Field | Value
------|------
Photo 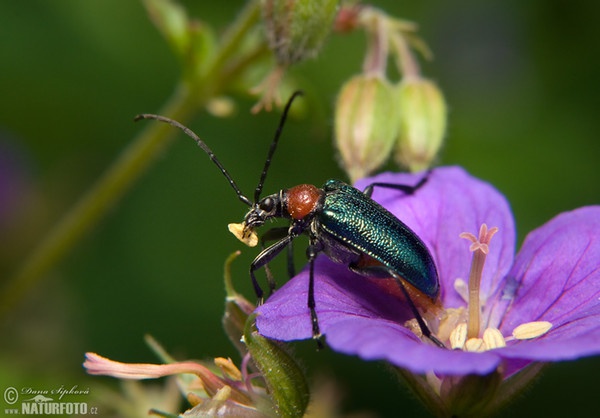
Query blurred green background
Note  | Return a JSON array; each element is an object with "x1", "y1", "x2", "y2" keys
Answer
[{"x1": 1, "y1": 0, "x2": 599, "y2": 416}]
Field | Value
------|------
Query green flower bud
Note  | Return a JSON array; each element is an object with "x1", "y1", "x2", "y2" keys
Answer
[
  {"x1": 394, "y1": 77, "x2": 447, "y2": 172},
  {"x1": 335, "y1": 74, "x2": 398, "y2": 182},
  {"x1": 261, "y1": 0, "x2": 339, "y2": 66}
]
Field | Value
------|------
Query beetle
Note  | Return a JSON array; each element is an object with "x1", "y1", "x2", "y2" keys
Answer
[{"x1": 135, "y1": 91, "x2": 444, "y2": 348}]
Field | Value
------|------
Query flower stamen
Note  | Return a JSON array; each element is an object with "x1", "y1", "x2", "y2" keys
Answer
[
  {"x1": 449, "y1": 322, "x2": 467, "y2": 349},
  {"x1": 446, "y1": 320, "x2": 552, "y2": 354},
  {"x1": 482, "y1": 327, "x2": 506, "y2": 349},
  {"x1": 215, "y1": 357, "x2": 242, "y2": 381},
  {"x1": 509, "y1": 321, "x2": 552, "y2": 340},
  {"x1": 448, "y1": 326, "x2": 508, "y2": 352},
  {"x1": 460, "y1": 224, "x2": 499, "y2": 339},
  {"x1": 464, "y1": 337, "x2": 485, "y2": 352},
  {"x1": 443, "y1": 225, "x2": 554, "y2": 354}
]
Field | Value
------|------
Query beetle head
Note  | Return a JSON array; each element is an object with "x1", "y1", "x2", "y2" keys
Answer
[
  {"x1": 245, "y1": 192, "x2": 285, "y2": 229},
  {"x1": 228, "y1": 192, "x2": 285, "y2": 247}
]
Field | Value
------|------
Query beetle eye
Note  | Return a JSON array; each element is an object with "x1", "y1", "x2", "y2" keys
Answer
[{"x1": 260, "y1": 197, "x2": 275, "y2": 212}]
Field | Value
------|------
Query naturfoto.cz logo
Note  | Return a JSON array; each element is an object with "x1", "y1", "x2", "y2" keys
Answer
[{"x1": 3, "y1": 385, "x2": 98, "y2": 415}]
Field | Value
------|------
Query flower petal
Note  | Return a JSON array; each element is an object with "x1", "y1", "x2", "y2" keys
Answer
[
  {"x1": 495, "y1": 206, "x2": 600, "y2": 360},
  {"x1": 256, "y1": 257, "x2": 415, "y2": 341},
  {"x1": 324, "y1": 316, "x2": 503, "y2": 375},
  {"x1": 256, "y1": 258, "x2": 503, "y2": 375}
]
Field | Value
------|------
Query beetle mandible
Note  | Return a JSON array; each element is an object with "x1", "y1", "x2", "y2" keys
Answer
[{"x1": 135, "y1": 91, "x2": 444, "y2": 348}]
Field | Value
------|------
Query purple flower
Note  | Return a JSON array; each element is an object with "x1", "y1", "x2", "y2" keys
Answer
[{"x1": 255, "y1": 166, "x2": 600, "y2": 378}]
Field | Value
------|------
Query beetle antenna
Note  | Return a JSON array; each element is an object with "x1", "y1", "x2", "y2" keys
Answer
[
  {"x1": 134, "y1": 114, "x2": 253, "y2": 207},
  {"x1": 254, "y1": 90, "x2": 304, "y2": 203}
]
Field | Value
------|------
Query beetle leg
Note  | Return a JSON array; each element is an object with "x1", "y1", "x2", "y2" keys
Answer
[
  {"x1": 250, "y1": 234, "x2": 295, "y2": 302},
  {"x1": 262, "y1": 227, "x2": 296, "y2": 279},
  {"x1": 363, "y1": 169, "x2": 431, "y2": 198},
  {"x1": 390, "y1": 272, "x2": 445, "y2": 348},
  {"x1": 259, "y1": 227, "x2": 296, "y2": 291},
  {"x1": 349, "y1": 262, "x2": 445, "y2": 348},
  {"x1": 306, "y1": 240, "x2": 325, "y2": 349},
  {"x1": 259, "y1": 226, "x2": 290, "y2": 242},
  {"x1": 286, "y1": 239, "x2": 295, "y2": 278}
]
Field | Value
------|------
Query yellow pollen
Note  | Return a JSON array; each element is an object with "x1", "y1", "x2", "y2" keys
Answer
[
  {"x1": 404, "y1": 318, "x2": 424, "y2": 339},
  {"x1": 228, "y1": 223, "x2": 258, "y2": 247},
  {"x1": 436, "y1": 307, "x2": 467, "y2": 343}
]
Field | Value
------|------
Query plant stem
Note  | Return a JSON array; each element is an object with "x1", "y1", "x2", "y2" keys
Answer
[
  {"x1": 203, "y1": 0, "x2": 261, "y2": 85},
  {"x1": 0, "y1": 84, "x2": 197, "y2": 317}
]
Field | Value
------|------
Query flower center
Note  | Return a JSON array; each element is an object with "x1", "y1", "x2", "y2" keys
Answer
[{"x1": 426, "y1": 224, "x2": 552, "y2": 352}]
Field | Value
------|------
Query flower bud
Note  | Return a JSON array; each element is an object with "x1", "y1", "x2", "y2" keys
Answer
[
  {"x1": 394, "y1": 77, "x2": 447, "y2": 172},
  {"x1": 335, "y1": 74, "x2": 398, "y2": 182},
  {"x1": 261, "y1": 0, "x2": 339, "y2": 66}
]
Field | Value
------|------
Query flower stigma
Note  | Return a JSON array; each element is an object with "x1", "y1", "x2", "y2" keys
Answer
[{"x1": 460, "y1": 223, "x2": 499, "y2": 339}]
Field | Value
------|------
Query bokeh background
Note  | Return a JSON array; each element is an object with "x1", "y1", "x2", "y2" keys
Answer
[{"x1": 1, "y1": 1, "x2": 599, "y2": 416}]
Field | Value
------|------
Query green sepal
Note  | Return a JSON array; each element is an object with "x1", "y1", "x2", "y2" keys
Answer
[
  {"x1": 244, "y1": 315, "x2": 310, "y2": 418},
  {"x1": 440, "y1": 369, "x2": 503, "y2": 417},
  {"x1": 488, "y1": 362, "x2": 547, "y2": 414},
  {"x1": 393, "y1": 367, "x2": 447, "y2": 417},
  {"x1": 222, "y1": 251, "x2": 256, "y2": 356},
  {"x1": 394, "y1": 77, "x2": 447, "y2": 172},
  {"x1": 335, "y1": 74, "x2": 398, "y2": 182}
]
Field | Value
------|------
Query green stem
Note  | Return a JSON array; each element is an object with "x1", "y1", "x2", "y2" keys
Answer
[
  {"x1": 1, "y1": 83, "x2": 197, "y2": 317},
  {"x1": 202, "y1": 0, "x2": 261, "y2": 87},
  {"x1": 391, "y1": 30, "x2": 421, "y2": 80},
  {"x1": 362, "y1": 10, "x2": 389, "y2": 77}
]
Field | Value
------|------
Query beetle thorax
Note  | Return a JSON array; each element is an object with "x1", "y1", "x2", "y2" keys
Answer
[{"x1": 285, "y1": 184, "x2": 324, "y2": 220}]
